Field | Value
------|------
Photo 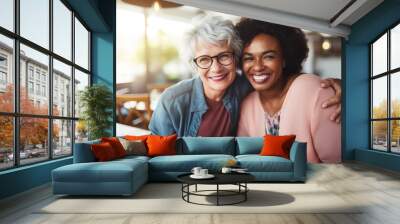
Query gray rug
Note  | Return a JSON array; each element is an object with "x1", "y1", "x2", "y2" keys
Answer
[{"x1": 38, "y1": 183, "x2": 361, "y2": 214}]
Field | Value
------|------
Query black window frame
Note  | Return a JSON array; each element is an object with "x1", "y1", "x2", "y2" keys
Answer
[
  {"x1": 0, "y1": 0, "x2": 92, "y2": 171},
  {"x1": 370, "y1": 20, "x2": 400, "y2": 154}
]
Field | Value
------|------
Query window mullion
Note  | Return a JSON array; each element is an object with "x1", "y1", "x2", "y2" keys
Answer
[
  {"x1": 388, "y1": 30, "x2": 391, "y2": 152},
  {"x1": 49, "y1": 0, "x2": 54, "y2": 160},
  {"x1": 13, "y1": 0, "x2": 20, "y2": 167},
  {"x1": 71, "y1": 11, "x2": 76, "y2": 155}
]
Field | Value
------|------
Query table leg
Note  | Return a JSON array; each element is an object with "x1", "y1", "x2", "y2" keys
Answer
[
  {"x1": 217, "y1": 184, "x2": 219, "y2": 206},
  {"x1": 195, "y1": 184, "x2": 197, "y2": 192},
  {"x1": 245, "y1": 183, "x2": 247, "y2": 201}
]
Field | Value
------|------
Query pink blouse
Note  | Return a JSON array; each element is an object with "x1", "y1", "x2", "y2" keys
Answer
[{"x1": 237, "y1": 74, "x2": 341, "y2": 163}]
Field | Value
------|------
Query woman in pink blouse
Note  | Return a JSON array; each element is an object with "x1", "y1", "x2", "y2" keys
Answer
[{"x1": 236, "y1": 19, "x2": 341, "y2": 163}]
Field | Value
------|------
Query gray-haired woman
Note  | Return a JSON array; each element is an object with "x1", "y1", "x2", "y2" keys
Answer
[{"x1": 149, "y1": 16, "x2": 341, "y2": 137}]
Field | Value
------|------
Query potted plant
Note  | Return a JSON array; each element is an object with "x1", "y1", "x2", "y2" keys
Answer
[{"x1": 79, "y1": 84, "x2": 113, "y2": 140}]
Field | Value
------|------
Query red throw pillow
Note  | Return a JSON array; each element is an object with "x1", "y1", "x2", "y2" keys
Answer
[
  {"x1": 146, "y1": 134, "x2": 177, "y2": 157},
  {"x1": 91, "y1": 142, "x2": 117, "y2": 161},
  {"x1": 101, "y1": 137, "x2": 126, "y2": 158},
  {"x1": 260, "y1": 134, "x2": 296, "y2": 159}
]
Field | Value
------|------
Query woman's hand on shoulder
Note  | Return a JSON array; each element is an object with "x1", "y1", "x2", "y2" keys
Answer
[{"x1": 320, "y1": 78, "x2": 341, "y2": 123}]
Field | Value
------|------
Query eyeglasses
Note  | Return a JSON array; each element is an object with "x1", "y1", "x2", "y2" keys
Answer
[{"x1": 193, "y1": 52, "x2": 234, "y2": 69}]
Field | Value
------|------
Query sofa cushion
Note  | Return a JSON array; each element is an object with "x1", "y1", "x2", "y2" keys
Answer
[
  {"x1": 236, "y1": 155, "x2": 293, "y2": 172},
  {"x1": 178, "y1": 137, "x2": 235, "y2": 155},
  {"x1": 91, "y1": 142, "x2": 118, "y2": 161},
  {"x1": 236, "y1": 137, "x2": 263, "y2": 155},
  {"x1": 148, "y1": 154, "x2": 235, "y2": 172},
  {"x1": 52, "y1": 158, "x2": 147, "y2": 183}
]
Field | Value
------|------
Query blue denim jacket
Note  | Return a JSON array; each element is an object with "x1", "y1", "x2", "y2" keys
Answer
[{"x1": 149, "y1": 75, "x2": 251, "y2": 137}]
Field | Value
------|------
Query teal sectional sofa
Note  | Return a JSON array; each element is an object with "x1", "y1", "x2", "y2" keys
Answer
[{"x1": 52, "y1": 137, "x2": 307, "y2": 196}]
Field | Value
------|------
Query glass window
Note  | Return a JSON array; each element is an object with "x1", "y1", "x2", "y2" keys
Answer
[
  {"x1": 0, "y1": 34, "x2": 13, "y2": 113},
  {"x1": 42, "y1": 85, "x2": 46, "y2": 96},
  {"x1": 372, "y1": 77, "x2": 387, "y2": 119},
  {"x1": 20, "y1": 44, "x2": 49, "y2": 115},
  {"x1": 0, "y1": 0, "x2": 91, "y2": 170},
  {"x1": 391, "y1": 72, "x2": 400, "y2": 118},
  {"x1": 372, "y1": 121, "x2": 388, "y2": 151},
  {"x1": 0, "y1": 0, "x2": 14, "y2": 32},
  {"x1": 53, "y1": 59, "x2": 72, "y2": 117},
  {"x1": 28, "y1": 81, "x2": 34, "y2": 94},
  {"x1": 0, "y1": 116, "x2": 13, "y2": 170},
  {"x1": 36, "y1": 83, "x2": 40, "y2": 95},
  {"x1": 53, "y1": 0, "x2": 72, "y2": 60},
  {"x1": 53, "y1": 119, "x2": 72, "y2": 158},
  {"x1": 28, "y1": 67, "x2": 34, "y2": 80},
  {"x1": 391, "y1": 120, "x2": 400, "y2": 153},
  {"x1": 75, "y1": 120, "x2": 88, "y2": 143},
  {"x1": 0, "y1": 54, "x2": 7, "y2": 67},
  {"x1": 372, "y1": 34, "x2": 387, "y2": 76},
  {"x1": 371, "y1": 24, "x2": 400, "y2": 154},
  {"x1": 74, "y1": 18, "x2": 89, "y2": 70},
  {"x1": 20, "y1": 0, "x2": 49, "y2": 49},
  {"x1": 74, "y1": 69, "x2": 89, "y2": 118},
  {"x1": 391, "y1": 24, "x2": 400, "y2": 70},
  {"x1": 19, "y1": 117, "x2": 49, "y2": 165}
]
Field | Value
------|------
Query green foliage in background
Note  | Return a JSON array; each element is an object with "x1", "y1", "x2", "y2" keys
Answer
[{"x1": 79, "y1": 84, "x2": 113, "y2": 140}]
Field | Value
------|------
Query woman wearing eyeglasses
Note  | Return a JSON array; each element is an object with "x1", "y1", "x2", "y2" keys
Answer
[{"x1": 149, "y1": 16, "x2": 341, "y2": 138}]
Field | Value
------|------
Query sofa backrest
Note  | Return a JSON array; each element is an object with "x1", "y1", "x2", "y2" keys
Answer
[
  {"x1": 235, "y1": 137, "x2": 263, "y2": 155},
  {"x1": 73, "y1": 139, "x2": 100, "y2": 163},
  {"x1": 177, "y1": 137, "x2": 236, "y2": 155}
]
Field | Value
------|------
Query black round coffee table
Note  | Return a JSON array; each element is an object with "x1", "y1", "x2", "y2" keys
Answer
[{"x1": 177, "y1": 173, "x2": 255, "y2": 206}]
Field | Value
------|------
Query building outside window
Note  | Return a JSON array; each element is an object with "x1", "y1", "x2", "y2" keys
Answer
[{"x1": 371, "y1": 23, "x2": 400, "y2": 154}]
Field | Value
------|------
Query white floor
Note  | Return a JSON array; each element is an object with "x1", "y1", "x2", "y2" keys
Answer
[{"x1": 1, "y1": 162, "x2": 400, "y2": 224}]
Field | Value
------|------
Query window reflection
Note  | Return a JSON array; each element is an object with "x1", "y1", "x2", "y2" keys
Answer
[
  {"x1": 372, "y1": 77, "x2": 387, "y2": 119},
  {"x1": 53, "y1": 0, "x2": 72, "y2": 60},
  {"x1": 0, "y1": 116, "x2": 13, "y2": 170},
  {"x1": 74, "y1": 18, "x2": 89, "y2": 70},
  {"x1": 0, "y1": 0, "x2": 14, "y2": 32},
  {"x1": 20, "y1": 0, "x2": 49, "y2": 49},
  {"x1": 74, "y1": 69, "x2": 89, "y2": 118},
  {"x1": 20, "y1": 44, "x2": 49, "y2": 115},
  {"x1": 391, "y1": 24, "x2": 400, "y2": 70},
  {"x1": 0, "y1": 34, "x2": 13, "y2": 113},
  {"x1": 372, "y1": 121, "x2": 388, "y2": 151},
  {"x1": 53, "y1": 119, "x2": 72, "y2": 158},
  {"x1": 372, "y1": 34, "x2": 387, "y2": 76},
  {"x1": 20, "y1": 117, "x2": 49, "y2": 165}
]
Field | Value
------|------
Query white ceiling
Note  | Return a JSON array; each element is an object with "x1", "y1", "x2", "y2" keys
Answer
[
  {"x1": 226, "y1": 0, "x2": 352, "y2": 23},
  {"x1": 165, "y1": 0, "x2": 384, "y2": 38}
]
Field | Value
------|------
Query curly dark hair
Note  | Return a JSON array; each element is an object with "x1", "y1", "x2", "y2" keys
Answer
[{"x1": 235, "y1": 18, "x2": 309, "y2": 77}]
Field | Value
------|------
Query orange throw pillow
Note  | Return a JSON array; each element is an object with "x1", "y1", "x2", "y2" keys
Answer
[
  {"x1": 101, "y1": 137, "x2": 126, "y2": 158},
  {"x1": 124, "y1": 135, "x2": 150, "y2": 141},
  {"x1": 146, "y1": 134, "x2": 177, "y2": 157},
  {"x1": 91, "y1": 142, "x2": 117, "y2": 161},
  {"x1": 260, "y1": 134, "x2": 296, "y2": 159}
]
